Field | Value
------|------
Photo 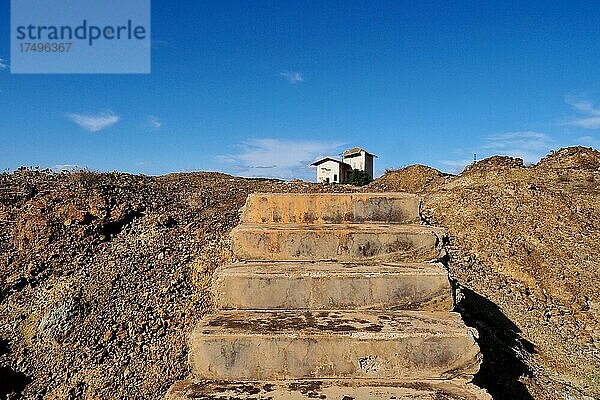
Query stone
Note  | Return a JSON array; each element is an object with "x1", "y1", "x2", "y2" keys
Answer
[
  {"x1": 167, "y1": 193, "x2": 485, "y2": 399},
  {"x1": 189, "y1": 310, "x2": 481, "y2": 381},
  {"x1": 241, "y1": 193, "x2": 421, "y2": 225},
  {"x1": 213, "y1": 262, "x2": 453, "y2": 311},
  {"x1": 231, "y1": 223, "x2": 444, "y2": 262},
  {"x1": 166, "y1": 379, "x2": 491, "y2": 400}
]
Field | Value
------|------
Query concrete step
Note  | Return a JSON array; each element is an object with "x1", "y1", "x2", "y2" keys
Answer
[
  {"x1": 213, "y1": 262, "x2": 452, "y2": 311},
  {"x1": 241, "y1": 193, "x2": 421, "y2": 225},
  {"x1": 189, "y1": 310, "x2": 481, "y2": 382},
  {"x1": 231, "y1": 224, "x2": 445, "y2": 262},
  {"x1": 167, "y1": 379, "x2": 491, "y2": 400}
]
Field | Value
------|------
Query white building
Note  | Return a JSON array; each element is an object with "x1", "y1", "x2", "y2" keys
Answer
[
  {"x1": 310, "y1": 157, "x2": 350, "y2": 184},
  {"x1": 311, "y1": 147, "x2": 377, "y2": 183},
  {"x1": 342, "y1": 147, "x2": 377, "y2": 180}
]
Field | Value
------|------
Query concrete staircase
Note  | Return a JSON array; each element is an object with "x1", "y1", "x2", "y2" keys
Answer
[{"x1": 167, "y1": 193, "x2": 490, "y2": 400}]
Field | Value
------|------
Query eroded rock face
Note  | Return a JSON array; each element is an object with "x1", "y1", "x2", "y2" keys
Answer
[
  {"x1": 537, "y1": 146, "x2": 600, "y2": 171},
  {"x1": 368, "y1": 164, "x2": 449, "y2": 194},
  {"x1": 462, "y1": 156, "x2": 525, "y2": 174}
]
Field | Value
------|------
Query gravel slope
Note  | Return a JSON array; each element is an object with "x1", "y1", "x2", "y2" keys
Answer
[
  {"x1": 0, "y1": 171, "x2": 354, "y2": 400},
  {"x1": 370, "y1": 147, "x2": 600, "y2": 400}
]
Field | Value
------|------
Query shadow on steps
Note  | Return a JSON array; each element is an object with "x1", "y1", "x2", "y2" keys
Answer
[{"x1": 456, "y1": 287, "x2": 535, "y2": 400}]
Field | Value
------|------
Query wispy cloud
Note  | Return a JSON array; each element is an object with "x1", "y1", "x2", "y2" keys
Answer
[
  {"x1": 481, "y1": 131, "x2": 554, "y2": 163},
  {"x1": 577, "y1": 135, "x2": 600, "y2": 148},
  {"x1": 216, "y1": 138, "x2": 345, "y2": 180},
  {"x1": 562, "y1": 95, "x2": 600, "y2": 129},
  {"x1": 438, "y1": 131, "x2": 554, "y2": 173},
  {"x1": 67, "y1": 111, "x2": 120, "y2": 132},
  {"x1": 148, "y1": 115, "x2": 162, "y2": 129},
  {"x1": 0, "y1": 58, "x2": 8, "y2": 70},
  {"x1": 437, "y1": 158, "x2": 474, "y2": 173},
  {"x1": 50, "y1": 164, "x2": 84, "y2": 172},
  {"x1": 280, "y1": 71, "x2": 304, "y2": 84}
]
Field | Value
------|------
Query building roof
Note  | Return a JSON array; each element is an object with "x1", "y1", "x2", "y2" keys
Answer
[
  {"x1": 311, "y1": 157, "x2": 350, "y2": 166},
  {"x1": 342, "y1": 147, "x2": 378, "y2": 158}
]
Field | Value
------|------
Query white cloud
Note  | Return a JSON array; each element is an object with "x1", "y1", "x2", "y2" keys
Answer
[
  {"x1": 0, "y1": 58, "x2": 8, "y2": 70},
  {"x1": 481, "y1": 131, "x2": 554, "y2": 163},
  {"x1": 280, "y1": 71, "x2": 304, "y2": 84},
  {"x1": 564, "y1": 95, "x2": 600, "y2": 115},
  {"x1": 578, "y1": 135, "x2": 600, "y2": 148},
  {"x1": 437, "y1": 158, "x2": 475, "y2": 174},
  {"x1": 438, "y1": 131, "x2": 554, "y2": 173},
  {"x1": 562, "y1": 95, "x2": 600, "y2": 129},
  {"x1": 148, "y1": 115, "x2": 162, "y2": 129},
  {"x1": 216, "y1": 138, "x2": 345, "y2": 180},
  {"x1": 50, "y1": 164, "x2": 84, "y2": 172},
  {"x1": 67, "y1": 111, "x2": 120, "y2": 132}
]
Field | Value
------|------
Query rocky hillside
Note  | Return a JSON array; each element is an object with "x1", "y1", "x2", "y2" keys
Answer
[
  {"x1": 0, "y1": 172, "x2": 354, "y2": 400},
  {"x1": 1, "y1": 146, "x2": 599, "y2": 400},
  {"x1": 371, "y1": 146, "x2": 600, "y2": 400}
]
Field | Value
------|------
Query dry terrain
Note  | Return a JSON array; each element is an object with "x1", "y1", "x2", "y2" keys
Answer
[
  {"x1": 371, "y1": 147, "x2": 600, "y2": 400},
  {"x1": 1, "y1": 146, "x2": 599, "y2": 399}
]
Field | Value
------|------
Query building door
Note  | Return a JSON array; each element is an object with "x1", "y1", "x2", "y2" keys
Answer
[{"x1": 334, "y1": 174, "x2": 338, "y2": 182}]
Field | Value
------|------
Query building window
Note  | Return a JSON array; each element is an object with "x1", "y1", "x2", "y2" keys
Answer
[{"x1": 334, "y1": 174, "x2": 338, "y2": 182}]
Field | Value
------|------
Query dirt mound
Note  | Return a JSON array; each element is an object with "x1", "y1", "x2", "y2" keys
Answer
[
  {"x1": 0, "y1": 171, "x2": 355, "y2": 400},
  {"x1": 375, "y1": 147, "x2": 600, "y2": 399},
  {"x1": 537, "y1": 146, "x2": 600, "y2": 171},
  {"x1": 463, "y1": 155, "x2": 525, "y2": 174},
  {"x1": 367, "y1": 164, "x2": 449, "y2": 193}
]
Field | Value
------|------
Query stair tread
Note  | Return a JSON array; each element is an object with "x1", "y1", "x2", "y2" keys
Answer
[
  {"x1": 167, "y1": 379, "x2": 491, "y2": 400},
  {"x1": 218, "y1": 261, "x2": 448, "y2": 276},
  {"x1": 194, "y1": 310, "x2": 472, "y2": 338},
  {"x1": 249, "y1": 192, "x2": 420, "y2": 198},
  {"x1": 233, "y1": 223, "x2": 444, "y2": 233}
]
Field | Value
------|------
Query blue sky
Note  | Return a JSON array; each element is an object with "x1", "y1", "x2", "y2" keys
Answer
[{"x1": 1, "y1": 1, "x2": 600, "y2": 179}]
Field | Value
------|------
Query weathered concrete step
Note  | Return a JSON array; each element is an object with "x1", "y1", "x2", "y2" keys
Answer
[
  {"x1": 214, "y1": 262, "x2": 452, "y2": 311},
  {"x1": 167, "y1": 379, "x2": 491, "y2": 400},
  {"x1": 241, "y1": 193, "x2": 421, "y2": 224},
  {"x1": 190, "y1": 310, "x2": 481, "y2": 381},
  {"x1": 231, "y1": 224, "x2": 444, "y2": 262}
]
